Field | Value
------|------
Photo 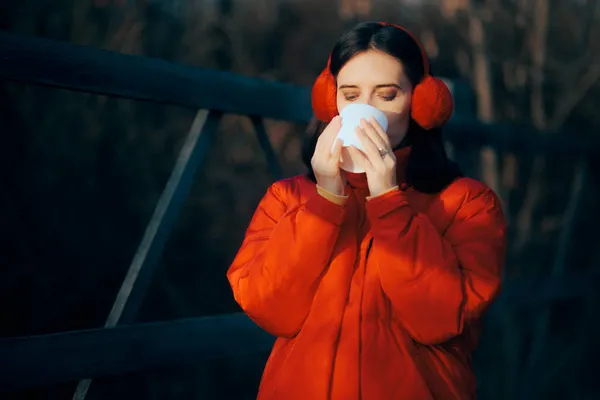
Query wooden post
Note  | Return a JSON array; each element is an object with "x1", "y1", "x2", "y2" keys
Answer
[
  {"x1": 250, "y1": 116, "x2": 284, "y2": 180},
  {"x1": 71, "y1": 109, "x2": 223, "y2": 400}
]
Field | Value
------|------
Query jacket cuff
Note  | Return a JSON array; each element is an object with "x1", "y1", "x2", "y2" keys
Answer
[
  {"x1": 316, "y1": 185, "x2": 348, "y2": 205},
  {"x1": 366, "y1": 185, "x2": 400, "y2": 201},
  {"x1": 305, "y1": 188, "x2": 347, "y2": 226},
  {"x1": 365, "y1": 188, "x2": 411, "y2": 221}
]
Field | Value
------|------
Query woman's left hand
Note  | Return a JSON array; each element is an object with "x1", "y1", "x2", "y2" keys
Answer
[{"x1": 347, "y1": 117, "x2": 397, "y2": 197}]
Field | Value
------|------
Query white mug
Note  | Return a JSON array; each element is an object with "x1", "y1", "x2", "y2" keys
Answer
[{"x1": 331, "y1": 103, "x2": 389, "y2": 173}]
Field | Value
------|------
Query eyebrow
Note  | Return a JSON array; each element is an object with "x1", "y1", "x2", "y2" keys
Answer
[{"x1": 338, "y1": 83, "x2": 402, "y2": 90}]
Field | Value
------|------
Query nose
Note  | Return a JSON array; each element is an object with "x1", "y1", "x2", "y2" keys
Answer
[{"x1": 356, "y1": 95, "x2": 375, "y2": 106}]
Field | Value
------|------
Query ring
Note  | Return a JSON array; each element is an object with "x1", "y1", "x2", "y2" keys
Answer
[{"x1": 378, "y1": 147, "x2": 389, "y2": 159}]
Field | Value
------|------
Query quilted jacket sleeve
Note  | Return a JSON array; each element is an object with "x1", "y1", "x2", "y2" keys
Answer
[
  {"x1": 227, "y1": 179, "x2": 347, "y2": 337},
  {"x1": 366, "y1": 178, "x2": 507, "y2": 345}
]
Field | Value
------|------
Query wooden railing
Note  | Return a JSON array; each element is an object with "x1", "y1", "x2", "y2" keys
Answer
[{"x1": 1, "y1": 30, "x2": 599, "y2": 396}]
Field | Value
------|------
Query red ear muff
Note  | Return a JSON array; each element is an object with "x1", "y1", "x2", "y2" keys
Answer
[
  {"x1": 411, "y1": 76, "x2": 454, "y2": 130},
  {"x1": 311, "y1": 56, "x2": 338, "y2": 123},
  {"x1": 311, "y1": 22, "x2": 454, "y2": 130},
  {"x1": 379, "y1": 22, "x2": 454, "y2": 130}
]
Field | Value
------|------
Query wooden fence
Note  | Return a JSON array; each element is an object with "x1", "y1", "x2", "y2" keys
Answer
[{"x1": 1, "y1": 30, "x2": 599, "y2": 396}]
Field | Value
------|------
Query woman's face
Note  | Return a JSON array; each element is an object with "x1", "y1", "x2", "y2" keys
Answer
[{"x1": 336, "y1": 50, "x2": 413, "y2": 148}]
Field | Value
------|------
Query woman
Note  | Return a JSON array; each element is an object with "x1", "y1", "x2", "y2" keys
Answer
[{"x1": 227, "y1": 21, "x2": 507, "y2": 400}]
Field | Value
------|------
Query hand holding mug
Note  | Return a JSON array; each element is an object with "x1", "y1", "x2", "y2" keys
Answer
[{"x1": 311, "y1": 116, "x2": 345, "y2": 196}]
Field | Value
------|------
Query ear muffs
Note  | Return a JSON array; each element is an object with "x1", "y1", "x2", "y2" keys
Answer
[
  {"x1": 311, "y1": 22, "x2": 454, "y2": 130},
  {"x1": 311, "y1": 55, "x2": 338, "y2": 123}
]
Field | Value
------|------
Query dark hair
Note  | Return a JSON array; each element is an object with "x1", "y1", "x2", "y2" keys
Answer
[{"x1": 302, "y1": 21, "x2": 462, "y2": 193}]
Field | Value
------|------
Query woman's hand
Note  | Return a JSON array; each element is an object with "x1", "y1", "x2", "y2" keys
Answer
[
  {"x1": 347, "y1": 117, "x2": 397, "y2": 197},
  {"x1": 311, "y1": 116, "x2": 345, "y2": 196}
]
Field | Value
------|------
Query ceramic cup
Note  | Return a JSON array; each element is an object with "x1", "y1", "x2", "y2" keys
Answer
[{"x1": 331, "y1": 103, "x2": 389, "y2": 173}]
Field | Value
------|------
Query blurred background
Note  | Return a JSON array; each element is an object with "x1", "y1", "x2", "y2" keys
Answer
[{"x1": 1, "y1": 0, "x2": 599, "y2": 399}]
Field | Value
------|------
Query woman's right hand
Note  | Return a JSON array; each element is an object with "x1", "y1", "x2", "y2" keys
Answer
[{"x1": 311, "y1": 116, "x2": 345, "y2": 196}]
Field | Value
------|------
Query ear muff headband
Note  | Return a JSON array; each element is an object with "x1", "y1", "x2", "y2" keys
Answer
[
  {"x1": 311, "y1": 22, "x2": 454, "y2": 130},
  {"x1": 378, "y1": 22, "x2": 430, "y2": 75}
]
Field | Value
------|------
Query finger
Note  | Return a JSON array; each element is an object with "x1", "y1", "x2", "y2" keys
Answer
[
  {"x1": 360, "y1": 120, "x2": 394, "y2": 166},
  {"x1": 327, "y1": 115, "x2": 342, "y2": 135},
  {"x1": 315, "y1": 116, "x2": 340, "y2": 153},
  {"x1": 322, "y1": 116, "x2": 342, "y2": 145},
  {"x1": 346, "y1": 146, "x2": 370, "y2": 170},
  {"x1": 331, "y1": 138, "x2": 343, "y2": 164},
  {"x1": 368, "y1": 117, "x2": 391, "y2": 149},
  {"x1": 356, "y1": 126, "x2": 385, "y2": 166},
  {"x1": 360, "y1": 119, "x2": 388, "y2": 152}
]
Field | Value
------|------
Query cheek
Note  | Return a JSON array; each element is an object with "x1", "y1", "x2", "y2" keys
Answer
[
  {"x1": 379, "y1": 94, "x2": 412, "y2": 121},
  {"x1": 384, "y1": 113, "x2": 407, "y2": 137}
]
